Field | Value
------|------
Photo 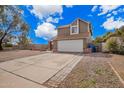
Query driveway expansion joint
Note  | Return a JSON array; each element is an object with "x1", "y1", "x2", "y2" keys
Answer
[
  {"x1": 0, "y1": 67, "x2": 47, "y2": 88},
  {"x1": 43, "y1": 53, "x2": 83, "y2": 87}
]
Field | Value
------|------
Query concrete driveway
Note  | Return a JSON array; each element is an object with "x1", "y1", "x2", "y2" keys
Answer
[{"x1": 0, "y1": 52, "x2": 82, "y2": 87}]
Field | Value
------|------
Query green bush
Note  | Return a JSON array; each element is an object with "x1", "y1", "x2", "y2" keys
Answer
[
  {"x1": 106, "y1": 37, "x2": 119, "y2": 54},
  {"x1": 5, "y1": 43, "x2": 13, "y2": 47},
  {"x1": 106, "y1": 37, "x2": 124, "y2": 55},
  {"x1": 118, "y1": 45, "x2": 124, "y2": 55}
]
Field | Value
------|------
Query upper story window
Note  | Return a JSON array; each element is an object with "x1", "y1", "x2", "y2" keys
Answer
[
  {"x1": 70, "y1": 26, "x2": 78, "y2": 35},
  {"x1": 70, "y1": 19, "x2": 79, "y2": 35}
]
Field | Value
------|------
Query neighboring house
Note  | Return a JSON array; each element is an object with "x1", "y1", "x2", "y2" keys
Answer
[{"x1": 52, "y1": 18, "x2": 92, "y2": 52}]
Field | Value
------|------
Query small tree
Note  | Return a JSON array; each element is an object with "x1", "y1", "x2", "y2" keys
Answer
[
  {"x1": 115, "y1": 26, "x2": 124, "y2": 41},
  {"x1": 0, "y1": 6, "x2": 29, "y2": 50},
  {"x1": 102, "y1": 32, "x2": 115, "y2": 42},
  {"x1": 18, "y1": 23, "x2": 31, "y2": 49},
  {"x1": 93, "y1": 37, "x2": 103, "y2": 45}
]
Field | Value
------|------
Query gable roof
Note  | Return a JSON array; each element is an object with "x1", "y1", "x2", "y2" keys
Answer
[
  {"x1": 57, "y1": 18, "x2": 92, "y2": 36},
  {"x1": 57, "y1": 24, "x2": 70, "y2": 28},
  {"x1": 58, "y1": 18, "x2": 90, "y2": 29},
  {"x1": 77, "y1": 18, "x2": 90, "y2": 24}
]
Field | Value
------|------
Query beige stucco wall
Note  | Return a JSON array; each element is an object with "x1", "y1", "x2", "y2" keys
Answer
[
  {"x1": 58, "y1": 26, "x2": 70, "y2": 37},
  {"x1": 57, "y1": 19, "x2": 90, "y2": 40},
  {"x1": 83, "y1": 38, "x2": 87, "y2": 49},
  {"x1": 79, "y1": 20, "x2": 88, "y2": 33}
]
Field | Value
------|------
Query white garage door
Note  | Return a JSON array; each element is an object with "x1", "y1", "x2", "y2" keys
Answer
[{"x1": 58, "y1": 40, "x2": 83, "y2": 52}]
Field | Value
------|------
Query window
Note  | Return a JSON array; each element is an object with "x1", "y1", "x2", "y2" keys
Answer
[{"x1": 71, "y1": 26, "x2": 78, "y2": 34}]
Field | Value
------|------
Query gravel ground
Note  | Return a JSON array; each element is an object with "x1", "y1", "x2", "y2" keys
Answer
[
  {"x1": 59, "y1": 53, "x2": 124, "y2": 88},
  {"x1": 109, "y1": 54, "x2": 124, "y2": 81},
  {"x1": 0, "y1": 50, "x2": 43, "y2": 62}
]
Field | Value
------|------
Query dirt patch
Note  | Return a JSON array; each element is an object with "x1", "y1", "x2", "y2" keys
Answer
[
  {"x1": 59, "y1": 53, "x2": 123, "y2": 88},
  {"x1": 110, "y1": 54, "x2": 124, "y2": 81},
  {"x1": 0, "y1": 50, "x2": 43, "y2": 62}
]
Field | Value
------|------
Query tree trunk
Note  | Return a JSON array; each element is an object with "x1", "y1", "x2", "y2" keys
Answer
[
  {"x1": 0, "y1": 21, "x2": 14, "y2": 51},
  {"x1": 0, "y1": 32, "x2": 7, "y2": 51},
  {"x1": 0, "y1": 41, "x2": 3, "y2": 50}
]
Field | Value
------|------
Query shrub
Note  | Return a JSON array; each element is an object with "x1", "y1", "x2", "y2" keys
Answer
[
  {"x1": 118, "y1": 45, "x2": 124, "y2": 55},
  {"x1": 5, "y1": 43, "x2": 13, "y2": 47},
  {"x1": 106, "y1": 37, "x2": 119, "y2": 54}
]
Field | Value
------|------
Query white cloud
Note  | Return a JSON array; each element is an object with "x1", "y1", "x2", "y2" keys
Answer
[
  {"x1": 98, "y1": 5, "x2": 120, "y2": 16},
  {"x1": 112, "y1": 11, "x2": 118, "y2": 15},
  {"x1": 65, "y1": 5, "x2": 73, "y2": 8},
  {"x1": 102, "y1": 17, "x2": 124, "y2": 30},
  {"x1": 46, "y1": 17, "x2": 59, "y2": 23},
  {"x1": 112, "y1": 8, "x2": 124, "y2": 15},
  {"x1": 35, "y1": 22, "x2": 57, "y2": 40},
  {"x1": 118, "y1": 8, "x2": 124, "y2": 12},
  {"x1": 106, "y1": 14, "x2": 111, "y2": 17},
  {"x1": 88, "y1": 14, "x2": 93, "y2": 17},
  {"x1": 91, "y1": 5, "x2": 98, "y2": 12},
  {"x1": 31, "y1": 5, "x2": 63, "y2": 19},
  {"x1": 28, "y1": 5, "x2": 64, "y2": 40}
]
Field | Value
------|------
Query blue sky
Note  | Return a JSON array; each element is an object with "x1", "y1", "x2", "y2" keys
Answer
[{"x1": 19, "y1": 5, "x2": 124, "y2": 44}]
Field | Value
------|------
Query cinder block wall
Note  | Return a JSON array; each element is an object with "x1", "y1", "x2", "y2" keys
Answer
[
  {"x1": 13, "y1": 44, "x2": 48, "y2": 51},
  {"x1": 29, "y1": 44, "x2": 48, "y2": 51}
]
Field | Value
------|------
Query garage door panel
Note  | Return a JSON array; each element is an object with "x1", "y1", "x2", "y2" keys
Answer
[{"x1": 58, "y1": 40, "x2": 83, "y2": 52}]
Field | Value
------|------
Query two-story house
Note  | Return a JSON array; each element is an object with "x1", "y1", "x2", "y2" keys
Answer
[{"x1": 52, "y1": 18, "x2": 92, "y2": 52}]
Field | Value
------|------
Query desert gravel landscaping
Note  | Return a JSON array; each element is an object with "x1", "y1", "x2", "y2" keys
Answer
[
  {"x1": 109, "y1": 54, "x2": 124, "y2": 82},
  {"x1": 0, "y1": 50, "x2": 43, "y2": 62},
  {"x1": 59, "y1": 53, "x2": 124, "y2": 88}
]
